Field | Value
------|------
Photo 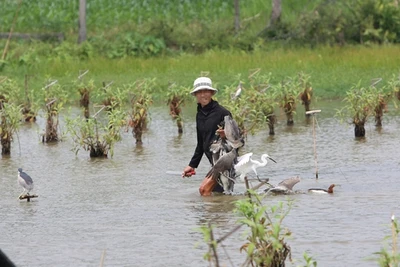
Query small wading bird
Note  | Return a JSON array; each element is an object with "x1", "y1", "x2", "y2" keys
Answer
[
  {"x1": 308, "y1": 184, "x2": 335, "y2": 194},
  {"x1": 18, "y1": 168, "x2": 34, "y2": 197},
  {"x1": 264, "y1": 176, "x2": 301, "y2": 195},
  {"x1": 231, "y1": 82, "x2": 242, "y2": 100},
  {"x1": 234, "y1": 153, "x2": 276, "y2": 182}
]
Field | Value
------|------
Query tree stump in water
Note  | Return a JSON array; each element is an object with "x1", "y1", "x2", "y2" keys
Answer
[
  {"x1": 19, "y1": 194, "x2": 39, "y2": 202},
  {"x1": 354, "y1": 124, "x2": 366, "y2": 137},
  {"x1": 267, "y1": 114, "x2": 276, "y2": 135}
]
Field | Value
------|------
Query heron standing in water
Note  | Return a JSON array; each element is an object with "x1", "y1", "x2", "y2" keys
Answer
[
  {"x1": 17, "y1": 168, "x2": 34, "y2": 197},
  {"x1": 234, "y1": 153, "x2": 276, "y2": 182}
]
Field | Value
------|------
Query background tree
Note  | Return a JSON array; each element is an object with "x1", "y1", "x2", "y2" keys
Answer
[
  {"x1": 78, "y1": 0, "x2": 87, "y2": 44},
  {"x1": 234, "y1": 0, "x2": 240, "y2": 34},
  {"x1": 270, "y1": 0, "x2": 282, "y2": 27}
]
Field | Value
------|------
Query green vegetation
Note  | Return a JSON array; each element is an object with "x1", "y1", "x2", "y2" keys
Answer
[
  {"x1": 2, "y1": 0, "x2": 400, "y2": 50},
  {"x1": 336, "y1": 77, "x2": 395, "y2": 137},
  {"x1": 199, "y1": 191, "x2": 293, "y2": 266},
  {"x1": 2, "y1": 0, "x2": 400, "y2": 99},
  {"x1": 373, "y1": 215, "x2": 399, "y2": 267},
  {"x1": 66, "y1": 107, "x2": 125, "y2": 158},
  {"x1": 1, "y1": 45, "x2": 399, "y2": 100},
  {"x1": 0, "y1": 78, "x2": 23, "y2": 155},
  {"x1": 167, "y1": 82, "x2": 191, "y2": 134}
]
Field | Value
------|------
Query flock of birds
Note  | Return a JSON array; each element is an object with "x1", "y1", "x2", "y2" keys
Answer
[
  {"x1": 15, "y1": 115, "x2": 335, "y2": 199},
  {"x1": 206, "y1": 115, "x2": 336, "y2": 196}
]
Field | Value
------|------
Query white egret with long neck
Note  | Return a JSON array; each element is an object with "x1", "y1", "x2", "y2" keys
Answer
[{"x1": 234, "y1": 153, "x2": 276, "y2": 182}]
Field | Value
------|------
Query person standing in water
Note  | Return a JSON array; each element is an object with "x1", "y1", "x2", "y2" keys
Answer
[{"x1": 182, "y1": 77, "x2": 231, "y2": 196}]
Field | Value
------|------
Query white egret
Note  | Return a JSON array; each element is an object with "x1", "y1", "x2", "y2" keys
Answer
[{"x1": 234, "y1": 152, "x2": 276, "y2": 182}]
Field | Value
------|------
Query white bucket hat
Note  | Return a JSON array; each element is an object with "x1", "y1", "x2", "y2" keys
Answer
[{"x1": 190, "y1": 77, "x2": 218, "y2": 95}]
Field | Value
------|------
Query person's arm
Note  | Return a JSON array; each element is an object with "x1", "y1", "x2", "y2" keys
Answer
[
  {"x1": 182, "y1": 127, "x2": 204, "y2": 177},
  {"x1": 188, "y1": 127, "x2": 204, "y2": 168}
]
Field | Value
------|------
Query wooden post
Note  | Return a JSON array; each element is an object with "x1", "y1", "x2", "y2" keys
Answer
[
  {"x1": 306, "y1": 110, "x2": 321, "y2": 179},
  {"x1": 234, "y1": 0, "x2": 240, "y2": 34},
  {"x1": 270, "y1": 0, "x2": 282, "y2": 27},
  {"x1": 244, "y1": 176, "x2": 252, "y2": 202},
  {"x1": 78, "y1": 0, "x2": 87, "y2": 44}
]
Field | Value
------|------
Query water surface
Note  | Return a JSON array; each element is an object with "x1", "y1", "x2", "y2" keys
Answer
[{"x1": 1, "y1": 101, "x2": 399, "y2": 266}]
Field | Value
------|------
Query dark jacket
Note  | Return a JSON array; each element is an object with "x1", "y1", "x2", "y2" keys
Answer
[{"x1": 189, "y1": 99, "x2": 231, "y2": 168}]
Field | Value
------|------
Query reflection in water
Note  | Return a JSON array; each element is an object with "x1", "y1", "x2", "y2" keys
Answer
[
  {"x1": 1, "y1": 101, "x2": 400, "y2": 266},
  {"x1": 194, "y1": 195, "x2": 241, "y2": 226},
  {"x1": 18, "y1": 201, "x2": 38, "y2": 216}
]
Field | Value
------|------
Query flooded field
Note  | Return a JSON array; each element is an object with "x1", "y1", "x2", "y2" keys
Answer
[{"x1": 1, "y1": 100, "x2": 399, "y2": 266}]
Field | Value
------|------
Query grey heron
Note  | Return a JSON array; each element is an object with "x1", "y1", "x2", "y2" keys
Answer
[
  {"x1": 207, "y1": 115, "x2": 243, "y2": 194},
  {"x1": 308, "y1": 184, "x2": 335, "y2": 194},
  {"x1": 264, "y1": 176, "x2": 301, "y2": 195},
  {"x1": 223, "y1": 115, "x2": 244, "y2": 149},
  {"x1": 206, "y1": 149, "x2": 237, "y2": 194},
  {"x1": 234, "y1": 152, "x2": 276, "y2": 182},
  {"x1": 18, "y1": 168, "x2": 34, "y2": 197}
]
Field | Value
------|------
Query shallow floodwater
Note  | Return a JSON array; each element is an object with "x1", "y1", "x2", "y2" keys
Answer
[{"x1": 1, "y1": 100, "x2": 399, "y2": 266}]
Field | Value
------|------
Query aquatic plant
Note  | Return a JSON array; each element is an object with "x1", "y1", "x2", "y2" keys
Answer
[
  {"x1": 337, "y1": 81, "x2": 387, "y2": 137},
  {"x1": 21, "y1": 75, "x2": 40, "y2": 122},
  {"x1": 220, "y1": 73, "x2": 275, "y2": 137},
  {"x1": 369, "y1": 79, "x2": 392, "y2": 127},
  {"x1": 300, "y1": 252, "x2": 318, "y2": 267},
  {"x1": 274, "y1": 75, "x2": 302, "y2": 126},
  {"x1": 41, "y1": 80, "x2": 67, "y2": 143},
  {"x1": 0, "y1": 102, "x2": 22, "y2": 155},
  {"x1": 373, "y1": 214, "x2": 399, "y2": 267},
  {"x1": 126, "y1": 79, "x2": 154, "y2": 145},
  {"x1": 298, "y1": 72, "x2": 313, "y2": 117},
  {"x1": 166, "y1": 82, "x2": 189, "y2": 134},
  {"x1": 66, "y1": 106, "x2": 125, "y2": 158},
  {"x1": 75, "y1": 71, "x2": 94, "y2": 119},
  {"x1": 0, "y1": 78, "x2": 23, "y2": 155},
  {"x1": 236, "y1": 191, "x2": 292, "y2": 266},
  {"x1": 387, "y1": 74, "x2": 400, "y2": 102},
  {"x1": 247, "y1": 71, "x2": 278, "y2": 135},
  {"x1": 199, "y1": 190, "x2": 292, "y2": 267}
]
